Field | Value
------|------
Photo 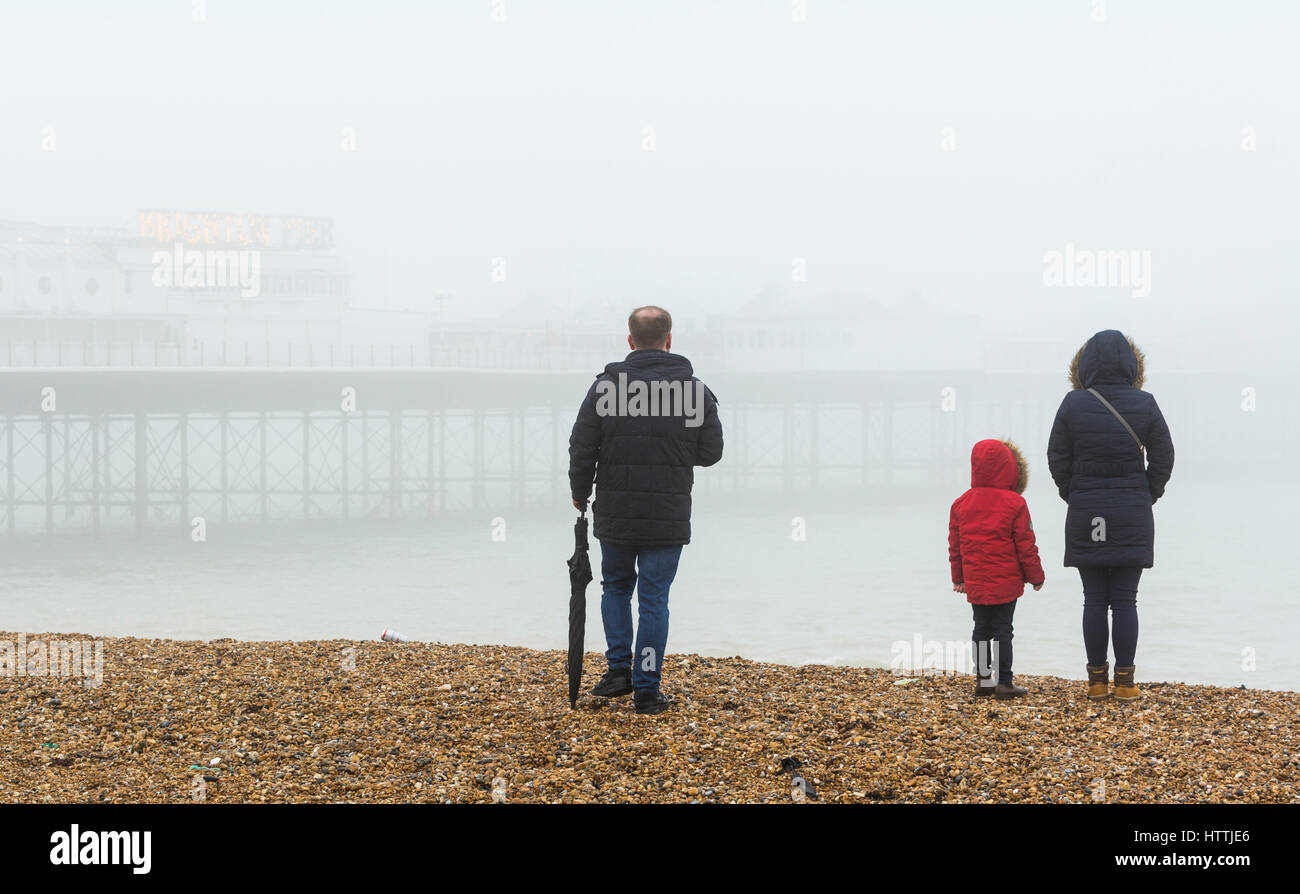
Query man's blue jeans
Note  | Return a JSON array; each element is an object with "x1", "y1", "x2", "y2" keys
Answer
[{"x1": 599, "y1": 541, "x2": 683, "y2": 694}]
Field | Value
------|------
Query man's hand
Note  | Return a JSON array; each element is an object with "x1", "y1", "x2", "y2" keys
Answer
[
  {"x1": 952, "y1": 582, "x2": 965, "y2": 594},
  {"x1": 572, "y1": 497, "x2": 588, "y2": 512}
]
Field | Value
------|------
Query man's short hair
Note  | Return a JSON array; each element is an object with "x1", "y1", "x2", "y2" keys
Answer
[{"x1": 628, "y1": 306, "x2": 672, "y2": 349}]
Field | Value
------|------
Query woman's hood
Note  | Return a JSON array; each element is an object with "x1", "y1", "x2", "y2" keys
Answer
[
  {"x1": 1068, "y1": 329, "x2": 1146, "y2": 390},
  {"x1": 970, "y1": 438, "x2": 1028, "y2": 494}
]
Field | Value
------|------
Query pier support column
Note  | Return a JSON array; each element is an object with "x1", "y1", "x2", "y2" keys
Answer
[
  {"x1": 516, "y1": 409, "x2": 526, "y2": 508},
  {"x1": 45, "y1": 415, "x2": 54, "y2": 537},
  {"x1": 303, "y1": 411, "x2": 311, "y2": 520},
  {"x1": 91, "y1": 414, "x2": 100, "y2": 537},
  {"x1": 472, "y1": 408, "x2": 484, "y2": 512},
  {"x1": 362, "y1": 410, "x2": 370, "y2": 513},
  {"x1": 180, "y1": 413, "x2": 189, "y2": 528},
  {"x1": 782, "y1": 404, "x2": 793, "y2": 495},
  {"x1": 861, "y1": 402, "x2": 870, "y2": 488},
  {"x1": 134, "y1": 412, "x2": 147, "y2": 537},
  {"x1": 220, "y1": 411, "x2": 229, "y2": 524},
  {"x1": 438, "y1": 408, "x2": 446, "y2": 513},
  {"x1": 63, "y1": 416, "x2": 72, "y2": 520},
  {"x1": 388, "y1": 409, "x2": 400, "y2": 520},
  {"x1": 426, "y1": 410, "x2": 435, "y2": 518},
  {"x1": 809, "y1": 403, "x2": 819, "y2": 493},
  {"x1": 6, "y1": 415, "x2": 13, "y2": 538},
  {"x1": 259, "y1": 412, "x2": 268, "y2": 521},
  {"x1": 551, "y1": 406, "x2": 560, "y2": 509},
  {"x1": 883, "y1": 400, "x2": 894, "y2": 489},
  {"x1": 341, "y1": 412, "x2": 349, "y2": 520}
]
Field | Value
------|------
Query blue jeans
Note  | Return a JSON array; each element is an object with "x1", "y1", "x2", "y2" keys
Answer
[
  {"x1": 1079, "y1": 566, "x2": 1142, "y2": 667},
  {"x1": 599, "y1": 541, "x2": 683, "y2": 693}
]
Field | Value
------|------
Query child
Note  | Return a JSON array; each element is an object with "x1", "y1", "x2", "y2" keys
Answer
[{"x1": 948, "y1": 439, "x2": 1045, "y2": 700}]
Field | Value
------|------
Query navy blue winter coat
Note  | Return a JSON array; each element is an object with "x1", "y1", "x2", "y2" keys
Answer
[
  {"x1": 568, "y1": 350, "x2": 723, "y2": 546},
  {"x1": 1046, "y1": 330, "x2": 1175, "y2": 568}
]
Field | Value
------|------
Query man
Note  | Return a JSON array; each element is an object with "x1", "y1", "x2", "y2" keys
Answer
[{"x1": 568, "y1": 306, "x2": 723, "y2": 715}]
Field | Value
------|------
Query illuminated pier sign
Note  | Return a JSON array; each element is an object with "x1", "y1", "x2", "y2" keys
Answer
[{"x1": 137, "y1": 210, "x2": 334, "y2": 250}]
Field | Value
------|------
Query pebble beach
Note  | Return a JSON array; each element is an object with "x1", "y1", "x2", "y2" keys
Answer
[{"x1": 2, "y1": 633, "x2": 1297, "y2": 804}]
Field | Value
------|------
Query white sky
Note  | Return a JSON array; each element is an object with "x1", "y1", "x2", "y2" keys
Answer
[{"x1": 1, "y1": 1, "x2": 1296, "y2": 358}]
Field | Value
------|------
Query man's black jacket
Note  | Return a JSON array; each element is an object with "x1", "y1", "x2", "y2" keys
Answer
[{"x1": 568, "y1": 350, "x2": 723, "y2": 546}]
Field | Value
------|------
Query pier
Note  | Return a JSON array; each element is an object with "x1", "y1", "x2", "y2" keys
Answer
[{"x1": 0, "y1": 366, "x2": 1291, "y2": 538}]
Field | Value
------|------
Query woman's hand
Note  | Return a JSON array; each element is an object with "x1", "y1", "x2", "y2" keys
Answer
[
  {"x1": 1031, "y1": 581, "x2": 1044, "y2": 591},
  {"x1": 953, "y1": 583, "x2": 965, "y2": 594}
]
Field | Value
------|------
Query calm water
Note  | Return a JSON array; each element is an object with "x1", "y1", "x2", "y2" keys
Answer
[{"x1": 2, "y1": 480, "x2": 1295, "y2": 691}]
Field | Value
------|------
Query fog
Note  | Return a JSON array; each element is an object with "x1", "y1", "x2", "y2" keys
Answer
[
  {"x1": 3, "y1": 2, "x2": 1297, "y2": 334},
  {"x1": 1, "y1": 2, "x2": 1296, "y2": 688}
]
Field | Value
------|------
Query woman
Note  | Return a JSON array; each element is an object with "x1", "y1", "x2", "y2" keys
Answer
[{"x1": 1047, "y1": 330, "x2": 1174, "y2": 701}]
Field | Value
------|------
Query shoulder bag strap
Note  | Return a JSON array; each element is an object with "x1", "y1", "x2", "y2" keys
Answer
[{"x1": 1087, "y1": 387, "x2": 1145, "y2": 453}]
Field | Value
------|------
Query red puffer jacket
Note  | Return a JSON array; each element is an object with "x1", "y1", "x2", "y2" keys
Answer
[{"x1": 948, "y1": 439, "x2": 1045, "y2": 605}]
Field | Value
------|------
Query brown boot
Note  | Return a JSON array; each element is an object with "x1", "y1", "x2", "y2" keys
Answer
[
  {"x1": 1087, "y1": 663, "x2": 1111, "y2": 701},
  {"x1": 994, "y1": 682, "x2": 1027, "y2": 700},
  {"x1": 973, "y1": 673, "x2": 996, "y2": 697},
  {"x1": 1113, "y1": 666, "x2": 1140, "y2": 701}
]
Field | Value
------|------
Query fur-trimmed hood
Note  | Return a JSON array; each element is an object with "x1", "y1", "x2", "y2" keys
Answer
[
  {"x1": 1069, "y1": 329, "x2": 1146, "y2": 390},
  {"x1": 970, "y1": 438, "x2": 1029, "y2": 494}
]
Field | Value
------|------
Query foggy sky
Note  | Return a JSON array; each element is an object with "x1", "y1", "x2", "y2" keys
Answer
[{"x1": 1, "y1": 0, "x2": 1297, "y2": 363}]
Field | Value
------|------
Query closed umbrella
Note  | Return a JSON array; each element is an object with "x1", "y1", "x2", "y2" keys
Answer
[{"x1": 566, "y1": 512, "x2": 594, "y2": 708}]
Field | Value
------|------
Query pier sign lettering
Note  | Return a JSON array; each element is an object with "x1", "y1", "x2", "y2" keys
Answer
[{"x1": 137, "y1": 209, "x2": 334, "y2": 250}]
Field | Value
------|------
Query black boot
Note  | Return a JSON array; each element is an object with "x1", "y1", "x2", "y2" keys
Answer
[
  {"x1": 972, "y1": 639, "x2": 996, "y2": 697},
  {"x1": 633, "y1": 689, "x2": 673, "y2": 715},
  {"x1": 590, "y1": 666, "x2": 633, "y2": 698}
]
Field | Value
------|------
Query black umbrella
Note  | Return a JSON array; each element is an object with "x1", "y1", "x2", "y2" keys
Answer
[{"x1": 566, "y1": 511, "x2": 594, "y2": 709}]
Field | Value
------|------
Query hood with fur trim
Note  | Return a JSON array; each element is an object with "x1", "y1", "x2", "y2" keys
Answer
[
  {"x1": 1069, "y1": 329, "x2": 1146, "y2": 390},
  {"x1": 970, "y1": 438, "x2": 1029, "y2": 494}
]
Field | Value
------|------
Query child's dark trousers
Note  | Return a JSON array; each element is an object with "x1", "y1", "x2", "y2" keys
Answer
[{"x1": 971, "y1": 600, "x2": 1016, "y2": 685}]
